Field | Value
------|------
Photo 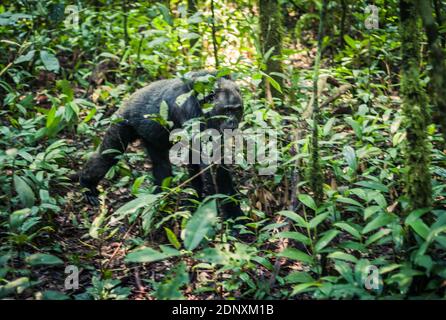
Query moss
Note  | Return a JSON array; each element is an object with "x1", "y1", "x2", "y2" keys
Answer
[
  {"x1": 400, "y1": 0, "x2": 432, "y2": 210},
  {"x1": 417, "y1": 0, "x2": 446, "y2": 143}
]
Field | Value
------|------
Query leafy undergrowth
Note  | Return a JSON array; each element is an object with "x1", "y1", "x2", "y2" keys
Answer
[{"x1": 1, "y1": 1, "x2": 446, "y2": 300}]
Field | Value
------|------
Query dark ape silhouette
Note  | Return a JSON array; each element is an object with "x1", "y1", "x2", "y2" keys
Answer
[{"x1": 75, "y1": 71, "x2": 244, "y2": 217}]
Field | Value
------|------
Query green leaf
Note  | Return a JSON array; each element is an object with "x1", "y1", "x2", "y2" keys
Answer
[
  {"x1": 260, "y1": 71, "x2": 282, "y2": 93},
  {"x1": 89, "y1": 211, "x2": 106, "y2": 239},
  {"x1": 355, "y1": 180, "x2": 389, "y2": 193},
  {"x1": 298, "y1": 194, "x2": 317, "y2": 210},
  {"x1": 0, "y1": 277, "x2": 31, "y2": 299},
  {"x1": 336, "y1": 196, "x2": 363, "y2": 208},
  {"x1": 160, "y1": 100, "x2": 169, "y2": 121},
  {"x1": 334, "y1": 222, "x2": 361, "y2": 240},
  {"x1": 404, "y1": 208, "x2": 430, "y2": 240},
  {"x1": 407, "y1": 220, "x2": 430, "y2": 240},
  {"x1": 40, "y1": 290, "x2": 70, "y2": 300},
  {"x1": 114, "y1": 194, "x2": 160, "y2": 220},
  {"x1": 362, "y1": 214, "x2": 397, "y2": 234},
  {"x1": 308, "y1": 212, "x2": 329, "y2": 229},
  {"x1": 26, "y1": 253, "x2": 63, "y2": 266},
  {"x1": 364, "y1": 205, "x2": 382, "y2": 220},
  {"x1": 164, "y1": 227, "x2": 181, "y2": 250},
  {"x1": 277, "y1": 231, "x2": 311, "y2": 245},
  {"x1": 14, "y1": 50, "x2": 35, "y2": 64},
  {"x1": 342, "y1": 145, "x2": 357, "y2": 171},
  {"x1": 125, "y1": 245, "x2": 181, "y2": 263},
  {"x1": 365, "y1": 228, "x2": 391, "y2": 246},
  {"x1": 184, "y1": 199, "x2": 218, "y2": 251},
  {"x1": 405, "y1": 208, "x2": 430, "y2": 225},
  {"x1": 291, "y1": 282, "x2": 320, "y2": 296},
  {"x1": 278, "y1": 248, "x2": 313, "y2": 264},
  {"x1": 56, "y1": 79, "x2": 74, "y2": 101},
  {"x1": 328, "y1": 251, "x2": 358, "y2": 263},
  {"x1": 40, "y1": 50, "x2": 60, "y2": 73},
  {"x1": 277, "y1": 210, "x2": 307, "y2": 227},
  {"x1": 344, "y1": 35, "x2": 358, "y2": 48},
  {"x1": 345, "y1": 117, "x2": 362, "y2": 138},
  {"x1": 14, "y1": 175, "x2": 35, "y2": 208},
  {"x1": 315, "y1": 230, "x2": 339, "y2": 252},
  {"x1": 285, "y1": 271, "x2": 314, "y2": 284}
]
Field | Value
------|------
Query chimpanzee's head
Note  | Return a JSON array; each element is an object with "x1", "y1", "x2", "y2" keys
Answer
[{"x1": 205, "y1": 78, "x2": 243, "y2": 131}]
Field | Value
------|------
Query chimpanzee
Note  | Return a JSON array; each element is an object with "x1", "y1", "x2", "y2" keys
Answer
[{"x1": 74, "y1": 71, "x2": 244, "y2": 218}]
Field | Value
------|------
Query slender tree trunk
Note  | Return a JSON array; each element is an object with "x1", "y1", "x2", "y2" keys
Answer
[
  {"x1": 259, "y1": 0, "x2": 284, "y2": 100},
  {"x1": 340, "y1": 0, "x2": 347, "y2": 48},
  {"x1": 433, "y1": 0, "x2": 445, "y2": 47},
  {"x1": 210, "y1": 0, "x2": 219, "y2": 68},
  {"x1": 309, "y1": 0, "x2": 328, "y2": 204},
  {"x1": 399, "y1": 0, "x2": 432, "y2": 210},
  {"x1": 188, "y1": 0, "x2": 200, "y2": 58},
  {"x1": 417, "y1": 0, "x2": 446, "y2": 143},
  {"x1": 122, "y1": 0, "x2": 129, "y2": 47}
]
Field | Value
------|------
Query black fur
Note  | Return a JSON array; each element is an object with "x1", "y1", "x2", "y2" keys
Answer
[{"x1": 76, "y1": 71, "x2": 244, "y2": 218}]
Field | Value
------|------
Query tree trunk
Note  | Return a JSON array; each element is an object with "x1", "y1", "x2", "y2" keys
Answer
[
  {"x1": 309, "y1": 0, "x2": 328, "y2": 204},
  {"x1": 417, "y1": 0, "x2": 446, "y2": 143},
  {"x1": 259, "y1": 0, "x2": 284, "y2": 100},
  {"x1": 399, "y1": 0, "x2": 432, "y2": 210}
]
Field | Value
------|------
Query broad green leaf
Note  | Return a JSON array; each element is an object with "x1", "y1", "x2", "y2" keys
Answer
[
  {"x1": 184, "y1": 199, "x2": 218, "y2": 251},
  {"x1": 14, "y1": 175, "x2": 35, "y2": 208},
  {"x1": 407, "y1": 220, "x2": 430, "y2": 240},
  {"x1": 336, "y1": 196, "x2": 363, "y2": 208},
  {"x1": 125, "y1": 245, "x2": 181, "y2": 263},
  {"x1": 344, "y1": 35, "x2": 358, "y2": 48},
  {"x1": 345, "y1": 117, "x2": 362, "y2": 138},
  {"x1": 285, "y1": 271, "x2": 314, "y2": 284},
  {"x1": 114, "y1": 194, "x2": 160, "y2": 220},
  {"x1": 277, "y1": 210, "x2": 307, "y2": 227},
  {"x1": 405, "y1": 208, "x2": 431, "y2": 225},
  {"x1": 40, "y1": 50, "x2": 60, "y2": 72},
  {"x1": 308, "y1": 212, "x2": 329, "y2": 229},
  {"x1": 328, "y1": 251, "x2": 358, "y2": 263},
  {"x1": 291, "y1": 282, "x2": 320, "y2": 296},
  {"x1": 164, "y1": 227, "x2": 181, "y2": 250},
  {"x1": 252, "y1": 256, "x2": 274, "y2": 271},
  {"x1": 315, "y1": 230, "x2": 339, "y2": 252},
  {"x1": 0, "y1": 277, "x2": 31, "y2": 299},
  {"x1": 260, "y1": 71, "x2": 282, "y2": 93},
  {"x1": 278, "y1": 248, "x2": 313, "y2": 264},
  {"x1": 342, "y1": 145, "x2": 357, "y2": 171},
  {"x1": 277, "y1": 231, "x2": 311, "y2": 245},
  {"x1": 362, "y1": 214, "x2": 397, "y2": 234},
  {"x1": 40, "y1": 290, "x2": 70, "y2": 300},
  {"x1": 298, "y1": 194, "x2": 317, "y2": 210},
  {"x1": 89, "y1": 211, "x2": 106, "y2": 239},
  {"x1": 405, "y1": 209, "x2": 430, "y2": 240},
  {"x1": 9, "y1": 208, "x2": 31, "y2": 231},
  {"x1": 364, "y1": 205, "x2": 382, "y2": 220},
  {"x1": 26, "y1": 253, "x2": 63, "y2": 266},
  {"x1": 355, "y1": 180, "x2": 389, "y2": 193},
  {"x1": 365, "y1": 228, "x2": 391, "y2": 246},
  {"x1": 160, "y1": 100, "x2": 169, "y2": 121},
  {"x1": 334, "y1": 222, "x2": 362, "y2": 240},
  {"x1": 14, "y1": 50, "x2": 35, "y2": 64}
]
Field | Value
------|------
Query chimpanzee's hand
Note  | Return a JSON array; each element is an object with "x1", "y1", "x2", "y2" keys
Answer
[
  {"x1": 84, "y1": 188, "x2": 100, "y2": 206},
  {"x1": 221, "y1": 202, "x2": 244, "y2": 219},
  {"x1": 78, "y1": 176, "x2": 100, "y2": 206}
]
